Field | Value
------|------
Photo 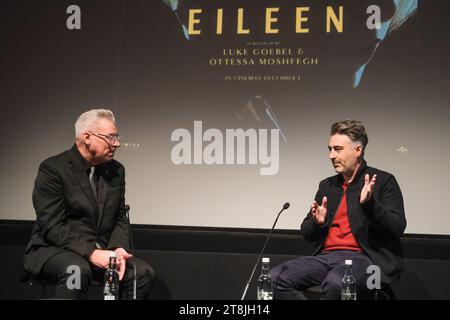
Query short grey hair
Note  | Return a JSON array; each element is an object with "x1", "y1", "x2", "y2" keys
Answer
[
  {"x1": 330, "y1": 120, "x2": 368, "y2": 156},
  {"x1": 75, "y1": 109, "x2": 116, "y2": 138}
]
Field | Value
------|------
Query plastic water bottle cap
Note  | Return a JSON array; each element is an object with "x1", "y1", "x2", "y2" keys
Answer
[
  {"x1": 345, "y1": 260, "x2": 352, "y2": 265},
  {"x1": 262, "y1": 257, "x2": 270, "y2": 263}
]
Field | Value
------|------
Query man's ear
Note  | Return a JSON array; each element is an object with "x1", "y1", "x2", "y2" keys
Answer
[
  {"x1": 355, "y1": 145, "x2": 363, "y2": 158},
  {"x1": 82, "y1": 132, "x2": 91, "y2": 146}
]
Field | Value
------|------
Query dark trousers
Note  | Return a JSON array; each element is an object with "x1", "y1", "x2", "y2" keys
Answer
[
  {"x1": 270, "y1": 250, "x2": 373, "y2": 300},
  {"x1": 41, "y1": 250, "x2": 154, "y2": 300}
]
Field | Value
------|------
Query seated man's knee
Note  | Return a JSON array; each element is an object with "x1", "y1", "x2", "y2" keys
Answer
[
  {"x1": 134, "y1": 259, "x2": 155, "y2": 285},
  {"x1": 67, "y1": 260, "x2": 92, "y2": 287},
  {"x1": 270, "y1": 265, "x2": 294, "y2": 290},
  {"x1": 52, "y1": 259, "x2": 92, "y2": 293},
  {"x1": 143, "y1": 264, "x2": 155, "y2": 285},
  {"x1": 321, "y1": 278, "x2": 341, "y2": 300}
]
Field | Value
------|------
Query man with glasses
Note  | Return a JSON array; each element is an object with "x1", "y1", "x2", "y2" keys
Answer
[{"x1": 24, "y1": 109, "x2": 154, "y2": 299}]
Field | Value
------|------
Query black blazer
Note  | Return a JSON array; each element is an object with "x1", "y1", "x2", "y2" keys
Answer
[
  {"x1": 300, "y1": 160, "x2": 406, "y2": 283},
  {"x1": 24, "y1": 145, "x2": 129, "y2": 275}
]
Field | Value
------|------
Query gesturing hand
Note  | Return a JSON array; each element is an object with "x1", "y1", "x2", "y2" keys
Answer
[
  {"x1": 311, "y1": 196, "x2": 327, "y2": 225},
  {"x1": 360, "y1": 174, "x2": 377, "y2": 204}
]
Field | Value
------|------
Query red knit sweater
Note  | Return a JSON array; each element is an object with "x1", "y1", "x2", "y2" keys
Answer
[{"x1": 323, "y1": 182, "x2": 362, "y2": 252}]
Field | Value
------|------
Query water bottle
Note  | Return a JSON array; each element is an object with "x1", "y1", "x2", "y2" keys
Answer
[
  {"x1": 104, "y1": 252, "x2": 120, "y2": 300},
  {"x1": 341, "y1": 259, "x2": 357, "y2": 300},
  {"x1": 257, "y1": 257, "x2": 273, "y2": 300}
]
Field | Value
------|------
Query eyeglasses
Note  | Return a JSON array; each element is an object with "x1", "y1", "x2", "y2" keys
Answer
[{"x1": 88, "y1": 131, "x2": 121, "y2": 145}]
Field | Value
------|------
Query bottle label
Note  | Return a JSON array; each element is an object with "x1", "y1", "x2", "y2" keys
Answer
[
  {"x1": 257, "y1": 290, "x2": 273, "y2": 300},
  {"x1": 341, "y1": 292, "x2": 357, "y2": 300}
]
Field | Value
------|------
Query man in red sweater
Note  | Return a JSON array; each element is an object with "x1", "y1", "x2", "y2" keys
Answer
[{"x1": 270, "y1": 120, "x2": 406, "y2": 299}]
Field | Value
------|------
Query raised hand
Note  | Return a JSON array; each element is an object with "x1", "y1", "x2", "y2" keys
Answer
[
  {"x1": 311, "y1": 196, "x2": 328, "y2": 225},
  {"x1": 360, "y1": 174, "x2": 376, "y2": 204}
]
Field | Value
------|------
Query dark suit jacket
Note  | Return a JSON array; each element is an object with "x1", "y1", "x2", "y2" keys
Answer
[
  {"x1": 24, "y1": 145, "x2": 130, "y2": 275},
  {"x1": 300, "y1": 160, "x2": 406, "y2": 284}
]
